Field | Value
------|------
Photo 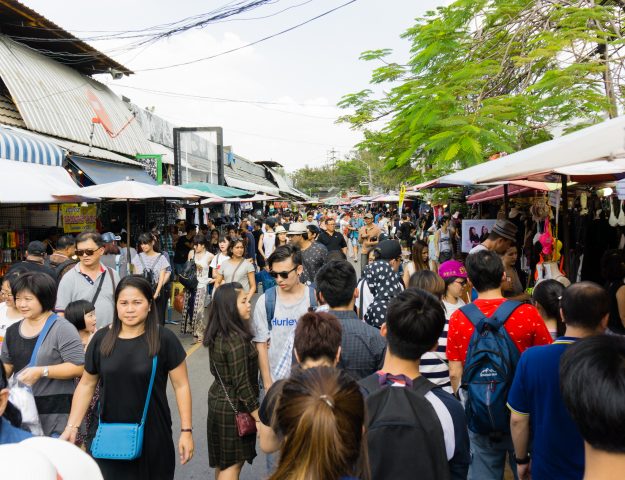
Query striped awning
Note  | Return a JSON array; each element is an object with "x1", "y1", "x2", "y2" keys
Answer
[{"x1": 0, "y1": 125, "x2": 64, "y2": 166}]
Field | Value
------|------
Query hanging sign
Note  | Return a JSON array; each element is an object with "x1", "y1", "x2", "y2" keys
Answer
[
  {"x1": 61, "y1": 204, "x2": 97, "y2": 233},
  {"x1": 398, "y1": 184, "x2": 407, "y2": 215}
]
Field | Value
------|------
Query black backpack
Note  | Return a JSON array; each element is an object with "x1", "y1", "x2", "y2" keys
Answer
[
  {"x1": 359, "y1": 374, "x2": 450, "y2": 480},
  {"x1": 54, "y1": 258, "x2": 78, "y2": 282}
]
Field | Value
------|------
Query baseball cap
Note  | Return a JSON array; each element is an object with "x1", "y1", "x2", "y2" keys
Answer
[
  {"x1": 438, "y1": 260, "x2": 467, "y2": 279},
  {"x1": 101, "y1": 232, "x2": 121, "y2": 243},
  {"x1": 491, "y1": 219, "x2": 517, "y2": 242},
  {"x1": 364, "y1": 212, "x2": 374, "y2": 219},
  {"x1": 286, "y1": 222, "x2": 307, "y2": 235},
  {"x1": 374, "y1": 240, "x2": 402, "y2": 260},
  {"x1": 27, "y1": 240, "x2": 46, "y2": 256}
]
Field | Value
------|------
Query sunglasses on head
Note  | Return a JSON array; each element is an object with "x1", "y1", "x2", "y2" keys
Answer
[
  {"x1": 75, "y1": 248, "x2": 101, "y2": 257},
  {"x1": 269, "y1": 266, "x2": 298, "y2": 279}
]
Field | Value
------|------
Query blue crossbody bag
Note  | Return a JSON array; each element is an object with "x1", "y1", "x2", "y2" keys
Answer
[{"x1": 91, "y1": 356, "x2": 157, "y2": 460}]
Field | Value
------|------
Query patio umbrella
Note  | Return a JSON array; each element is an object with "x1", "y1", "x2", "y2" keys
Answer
[{"x1": 56, "y1": 179, "x2": 197, "y2": 267}]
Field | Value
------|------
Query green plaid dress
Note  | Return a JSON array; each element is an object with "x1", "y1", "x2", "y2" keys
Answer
[{"x1": 207, "y1": 334, "x2": 260, "y2": 469}]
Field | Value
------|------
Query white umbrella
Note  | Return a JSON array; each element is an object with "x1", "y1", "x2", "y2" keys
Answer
[{"x1": 440, "y1": 115, "x2": 625, "y2": 185}]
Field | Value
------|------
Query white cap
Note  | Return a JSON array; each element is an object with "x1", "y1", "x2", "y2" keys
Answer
[{"x1": 21, "y1": 437, "x2": 104, "y2": 480}]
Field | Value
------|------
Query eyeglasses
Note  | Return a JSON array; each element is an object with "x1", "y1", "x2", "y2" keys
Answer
[
  {"x1": 269, "y1": 267, "x2": 298, "y2": 279},
  {"x1": 0, "y1": 290, "x2": 12, "y2": 297},
  {"x1": 75, "y1": 248, "x2": 101, "y2": 257},
  {"x1": 454, "y1": 279, "x2": 467, "y2": 286}
]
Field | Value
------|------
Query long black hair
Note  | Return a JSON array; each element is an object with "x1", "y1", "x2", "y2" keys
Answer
[
  {"x1": 202, "y1": 282, "x2": 252, "y2": 347},
  {"x1": 100, "y1": 275, "x2": 160, "y2": 357},
  {"x1": 0, "y1": 358, "x2": 22, "y2": 428}
]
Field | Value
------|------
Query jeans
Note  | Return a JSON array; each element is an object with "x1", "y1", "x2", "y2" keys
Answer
[
  {"x1": 469, "y1": 431, "x2": 518, "y2": 480},
  {"x1": 259, "y1": 385, "x2": 278, "y2": 475}
]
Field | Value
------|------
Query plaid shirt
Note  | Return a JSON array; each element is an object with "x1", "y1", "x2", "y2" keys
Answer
[{"x1": 329, "y1": 309, "x2": 386, "y2": 380}]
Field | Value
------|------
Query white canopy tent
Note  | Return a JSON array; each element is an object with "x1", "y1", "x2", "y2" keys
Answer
[{"x1": 440, "y1": 116, "x2": 625, "y2": 185}]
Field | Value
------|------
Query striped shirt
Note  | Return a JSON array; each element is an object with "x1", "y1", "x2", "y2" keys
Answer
[{"x1": 419, "y1": 300, "x2": 463, "y2": 393}]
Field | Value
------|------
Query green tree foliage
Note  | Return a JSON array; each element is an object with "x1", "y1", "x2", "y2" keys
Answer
[{"x1": 338, "y1": 0, "x2": 625, "y2": 181}]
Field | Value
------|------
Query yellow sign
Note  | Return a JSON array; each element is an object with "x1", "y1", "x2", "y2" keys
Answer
[
  {"x1": 398, "y1": 184, "x2": 407, "y2": 211},
  {"x1": 61, "y1": 204, "x2": 97, "y2": 233}
]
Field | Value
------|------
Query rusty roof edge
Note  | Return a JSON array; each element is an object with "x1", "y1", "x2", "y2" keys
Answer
[{"x1": 0, "y1": 0, "x2": 133, "y2": 75}]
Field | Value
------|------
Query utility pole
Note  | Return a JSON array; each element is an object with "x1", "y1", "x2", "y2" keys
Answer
[
  {"x1": 353, "y1": 157, "x2": 373, "y2": 195},
  {"x1": 327, "y1": 148, "x2": 339, "y2": 167}
]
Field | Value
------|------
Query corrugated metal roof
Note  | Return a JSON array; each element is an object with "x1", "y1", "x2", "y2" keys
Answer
[
  {"x1": 0, "y1": 35, "x2": 151, "y2": 157},
  {"x1": 0, "y1": 93, "x2": 25, "y2": 127}
]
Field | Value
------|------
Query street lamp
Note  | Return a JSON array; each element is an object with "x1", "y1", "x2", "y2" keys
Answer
[{"x1": 352, "y1": 158, "x2": 373, "y2": 195}]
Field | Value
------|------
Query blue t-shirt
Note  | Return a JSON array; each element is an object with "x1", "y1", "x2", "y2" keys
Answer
[{"x1": 507, "y1": 337, "x2": 584, "y2": 480}]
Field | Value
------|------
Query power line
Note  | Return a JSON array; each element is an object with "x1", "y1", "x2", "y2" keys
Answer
[{"x1": 136, "y1": 0, "x2": 359, "y2": 72}]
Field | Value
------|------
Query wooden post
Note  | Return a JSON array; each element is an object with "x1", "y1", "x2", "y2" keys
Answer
[{"x1": 503, "y1": 184, "x2": 509, "y2": 214}]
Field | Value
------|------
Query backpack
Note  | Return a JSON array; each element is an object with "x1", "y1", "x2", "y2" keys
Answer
[
  {"x1": 54, "y1": 258, "x2": 77, "y2": 282},
  {"x1": 264, "y1": 285, "x2": 317, "y2": 331},
  {"x1": 459, "y1": 300, "x2": 522, "y2": 436},
  {"x1": 359, "y1": 374, "x2": 450, "y2": 480},
  {"x1": 138, "y1": 253, "x2": 162, "y2": 290}
]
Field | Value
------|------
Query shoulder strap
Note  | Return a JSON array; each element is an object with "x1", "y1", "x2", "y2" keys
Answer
[
  {"x1": 229, "y1": 260, "x2": 245, "y2": 283},
  {"x1": 410, "y1": 375, "x2": 437, "y2": 397},
  {"x1": 307, "y1": 285, "x2": 317, "y2": 308},
  {"x1": 29, "y1": 314, "x2": 58, "y2": 367},
  {"x1": 491, "y1": 300, "x2": 522, "y2": 326},
  {"x1": 140, "y1": 356, "x2": 158, "y2": 425},
  {"x1": 358, "y1": 278, "x2": 366, "y2": 320},
  {"x1": 91, "y1": 270, "x2": 107, "y2": 305},
  {"x1": 265, "y1": 287, "x2": 277, "y2": 331},
  {"x1": 106, "y1": 267, "x2": 116, "y2": 294},
  {"x1": 359, "y1": 373, "x2": 382, "y2": 396},
  {"x1": 138, "y1": 253, "x2": 147, "y2": 270}
]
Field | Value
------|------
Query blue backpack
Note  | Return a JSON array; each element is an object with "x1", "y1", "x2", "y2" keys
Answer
[
  {"x1": 459, "y1": 301, "x2": 522, "y2": 436},
  {"x1": 264, "y1": 285, "x2": 317, "y2": 331}
]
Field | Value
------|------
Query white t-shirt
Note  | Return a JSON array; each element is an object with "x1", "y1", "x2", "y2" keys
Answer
[
  {"x1": 0, "y1": 302, "x2": 22, "y2": 351},
  {"x1": 442, "y1": 298, "x2": 465, "y2": 318},
  {"x1": 194, "y1": 251, "x2": 213, "y2": 287},
  {"x1": 210, "y1": 253, "x2": 229, "y2": 275},
  {"x1": 262, "y1": 232, "x2": 276, "y2": 258},
  {"x1": 468, "y1": 244, "x2": 488, "y2": 255},
  {"x1": 252, "y1": 288, "x2": 312, "y2": 382}
]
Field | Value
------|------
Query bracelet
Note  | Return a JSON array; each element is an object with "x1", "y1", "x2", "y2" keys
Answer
[
  {"x1": 515, "y1": 454, "x2": 531, "y2": 465},
  {"x1": 65, "y1": 423, "x2": 79, "y2": 430},
  {"x1": 181, "y1": 428, "x2": 193, "y2": 433}
]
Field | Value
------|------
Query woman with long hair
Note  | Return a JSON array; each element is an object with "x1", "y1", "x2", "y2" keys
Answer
[
  {"x1": 181, "y1": 234, "x2": 215, "y2": 341},
  {"x1": 0, "y1": 272, "x2": 84, "y2": 437},
  {"x1": 61, "y1": 276, "x2": 193, "y2": 480},
  {"x1": 208, "y1": 229, "x2": 220, "y2": 255},
  {"x1": 274, "y1": 226, "x2": 288, "y2": 248},
  {"x1": 532, "y1": 279, "x2": 566, "y2": 340},
  {"x1": 204, "y1": 283, "x2": 259, "y2": 480},
  {"x1": 214, "y1": 238, "x2": 256, "y2": 302},
  {"x1": 132, "y1": 233, "x2": 172, "y2": 326},
  {"x1": 402, "y1": 240, "x2": 430, "y2": 287},
  {"x1": 269, "y1": 367, "x2": 368, "y2": 480},
  {"x1": 0, "y1": 273, "x2": 22, "y2": 352}
]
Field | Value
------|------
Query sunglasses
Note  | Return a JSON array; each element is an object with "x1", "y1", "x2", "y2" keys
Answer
[
  {"x1": 75, "y1": 248, "x2": 101, "y2": 257},
  {"x1": 269, "y1": 266, "x2": 298, "y2": 279},
  {"x1": 454, "y1": 279, "x2": 467, "y2": 286}
]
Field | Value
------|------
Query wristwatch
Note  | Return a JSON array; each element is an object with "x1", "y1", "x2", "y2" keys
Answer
[
  {"x1": 42, "y1": 366, "x2": 49, "y2": 378},
  {"x1": 515, "y1": 454, "x2": 531, "y2": 465}
]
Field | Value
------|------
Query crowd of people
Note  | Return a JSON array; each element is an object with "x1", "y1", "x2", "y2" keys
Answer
[{"x1": 0, "y1": 206, "x2": 624, "y2": 480}]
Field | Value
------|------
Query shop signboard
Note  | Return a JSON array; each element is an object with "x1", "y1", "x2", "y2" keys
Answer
[
  {"x1": 461, "y1": 219, "x2": 497, "y2": 253},
  {"x1": 61, "y1": 204, "x2": 97, "y2": 233}
]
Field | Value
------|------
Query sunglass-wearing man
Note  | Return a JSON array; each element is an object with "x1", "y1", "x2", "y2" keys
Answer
[{"x1": 55, "y1": 231, "x2": 120, "y2": 328}]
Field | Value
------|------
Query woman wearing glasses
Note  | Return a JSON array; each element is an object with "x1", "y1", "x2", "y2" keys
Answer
[
  {"x1": 214, "y1": 238, "x2": 256, "y2": 303},
  {"x1": 0, "y1": 273, "x2": 22, "y2": 352},
  {"x1": 181, "y1": 235, "x2": 214, "y2": 342}
]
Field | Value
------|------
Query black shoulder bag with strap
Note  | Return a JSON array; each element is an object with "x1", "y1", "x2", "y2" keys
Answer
[{"x1": 91, "y1": 267, "x2": 116, "y2": 305}]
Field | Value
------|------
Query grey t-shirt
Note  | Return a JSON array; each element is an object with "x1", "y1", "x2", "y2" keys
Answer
[
  {"x1": 56, "y1": 264, "x2": 120, "y2": 328},
  {"x1": 220, "y1": 259, "x2": 255, "y2": 291},
  {"x1": 252, "y1": 288, "x2": 312, "y2": 382}
]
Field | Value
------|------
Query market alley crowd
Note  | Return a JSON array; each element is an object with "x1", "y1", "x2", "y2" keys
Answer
[{"x1": 0, "y1": 208, "x2": 624, "y2": 480}]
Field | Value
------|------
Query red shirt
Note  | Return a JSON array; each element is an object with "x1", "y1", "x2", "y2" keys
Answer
[{"x1": 446, "y1": 298, "x2": 553, "y2": 364}]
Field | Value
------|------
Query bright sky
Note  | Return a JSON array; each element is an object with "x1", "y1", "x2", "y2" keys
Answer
[{"x1": 23, "y1": 0, "x2": 445, "y2": 172}]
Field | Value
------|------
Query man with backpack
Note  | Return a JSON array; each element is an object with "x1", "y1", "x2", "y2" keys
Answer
[
  {"x1": 47, "y1": 235, "x2": 77, "y2": 281},
  {"x1": 446, "y1": 250, "x2": 552, "y2": 480},
  {"x1": 252, "y1": 245, "x2": 316, "y2": 390},
  {"x1": 359, "y1": 288, "x2": 470, "y2": 480}
]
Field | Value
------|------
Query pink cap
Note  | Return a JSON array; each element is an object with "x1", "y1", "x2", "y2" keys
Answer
[{"x1": 438, "y1": 260, "x2": 467, "y2": 279}]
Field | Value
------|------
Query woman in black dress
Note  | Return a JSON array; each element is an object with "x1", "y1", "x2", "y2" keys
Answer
[
  {"x1": 61, "y1": 276, "x2": 194, "y2": 480},
  {"x1": 204, "y1": 282, "x2": 259, "y2": 479}
]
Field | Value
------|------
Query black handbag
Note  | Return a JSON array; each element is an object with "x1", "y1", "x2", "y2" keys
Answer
[{"x1": 178, "y1": 253, "x2": 198, "y2": 290}]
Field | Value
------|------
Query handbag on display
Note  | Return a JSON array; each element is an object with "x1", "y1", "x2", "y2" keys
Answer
[
  {"x1": 212, "y1": 360, "x2": 257, "y2": 437},
  {"x1": 91, "y1": 356, "x2": 157, "y2": 460},
  {"x1": 178, "y1": 253, "x2": 198, "y2": 291}
]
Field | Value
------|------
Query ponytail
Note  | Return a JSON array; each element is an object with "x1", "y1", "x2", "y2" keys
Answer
[{"x1": 269, "y1": 367, "x2": 368, "y2": 480}]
